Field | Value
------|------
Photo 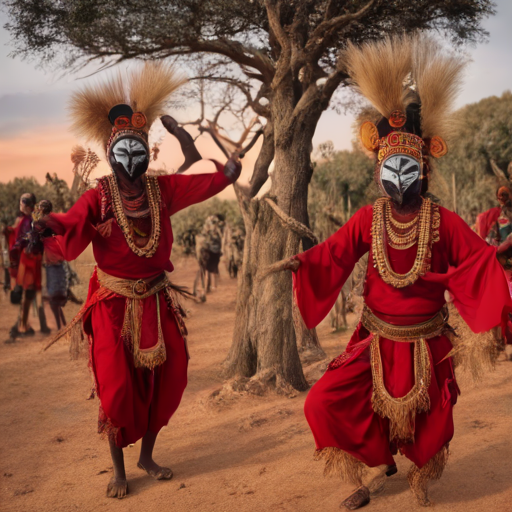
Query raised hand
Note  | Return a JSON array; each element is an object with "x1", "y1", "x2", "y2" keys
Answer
[
  {"x1": 223, "y1": 151, "x2": 242, "y2": 183},
  {"x1": 160, "y1": 115, "x2": 180, "y2": 135},
  {"x1": 160, "y1": 116, "x2": 202, "y2": 172}
]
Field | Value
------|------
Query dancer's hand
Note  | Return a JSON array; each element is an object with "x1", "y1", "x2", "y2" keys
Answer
[
  {"x1": 498, "y1": 233, "x2": 512, "y2": 253},
  {"x1": 223, "y1": 151, "x2": 242, "y2": 183},
  {"x1": 257, "y1": 257, "x2": 300, "y2": 282},
  {"x1": 160, "y1": 115, "x2": 180, "y2": 135},
  {"x1": 283, "y1": 257, "x2": 300, "y2": 272},
  {"x1": 160, "y1": 116, "x2": 202, "y2": 172}
]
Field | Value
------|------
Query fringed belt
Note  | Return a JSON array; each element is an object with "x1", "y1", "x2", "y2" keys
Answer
[
  {"x1": 97, "y1": 268, "x2": 168, "y2": 370},
  {"x1": 361, "y1": 304, "x2": 449, "y2": 443}
]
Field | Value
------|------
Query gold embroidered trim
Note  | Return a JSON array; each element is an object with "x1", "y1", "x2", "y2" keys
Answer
[
  {"x1": 108, "y1": 174, "x2": 162, "y2": 258},
  {"x1": 361, "y1": 304, "x2": 448, "y2": 342},
  {"x1": 370, "y1": 335, "x2": 431, "y2": 443},
  {"x1": 371, "y1": 197, "x2": 440, "y2": 288},
  {"x1": 97, "y1": 268, "x2": 168, "y2": 370},
  {"x1": 362, "y1": 304, "x2": 448, "y2": 443}
]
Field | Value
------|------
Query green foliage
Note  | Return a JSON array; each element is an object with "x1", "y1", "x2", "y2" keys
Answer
[
  {"x1": 4, "y1": 0, "x2": 494, "y2": 71},
  {"x1": 0, "y1": 175, "x2": 73, "y2": 228},
  {"x1": 309, "y1": 144, "x2": 375, "y2": 241},
  {"x1": 436, "y1": 91, "x2": 512, "y2": 223},
  {"x1": 171, "y1": 196, "x2": 243, "y2": 252}
]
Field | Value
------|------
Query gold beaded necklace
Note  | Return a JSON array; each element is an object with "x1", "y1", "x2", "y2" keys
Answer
[
  {"x1": 384, "y1": 201, "x2": 420, "y2": 250},
  {"x1": 108, "y1": 173, "x2": 162, "y2": 258},
  {"x1": 371, "y1": 197, "x2": 440, "y2": 288}
]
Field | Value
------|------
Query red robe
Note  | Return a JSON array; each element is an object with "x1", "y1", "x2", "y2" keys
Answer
[
  {"x1": 49, "y1": 165, "x2": 231, "y2": 447},
  {"x1": 294, "y1": 205, "x2": 511, "y2": 468},
  {"x1": 11, "y1": 214, "x2": 42, "y2": 290}
]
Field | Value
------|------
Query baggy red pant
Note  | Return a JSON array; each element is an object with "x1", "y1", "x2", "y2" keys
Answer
[
  {"x1": 304, "y1": 332, "x2": 458, "y2": 469},
  {"x1": 86, "y1": 292, "x2": 188, "y2": 448}
]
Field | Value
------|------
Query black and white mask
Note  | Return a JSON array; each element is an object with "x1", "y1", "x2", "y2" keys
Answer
[
  {"x1": 109, "y1": 137, "x2": 149, "y2": 182},
  {"x1": 380, "y1": 154, "x2": 422, "y2": 206}
]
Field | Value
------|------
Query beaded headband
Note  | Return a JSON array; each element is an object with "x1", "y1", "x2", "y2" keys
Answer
[
  {"x1": 360, "y1": 111, "x2": 447, "y2": 164},
  {"x1": 106, "y1": 108, "x2": 149, "y2": 155}
]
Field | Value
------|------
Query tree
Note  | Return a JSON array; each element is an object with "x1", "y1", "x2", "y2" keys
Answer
[
  {"x1": 4, "y1": 0, "x2": 496, "y2": 392},
  {"x1": 309, "y1": 143, "x2": 375, "y2": 241},
  {"x1": 436, "y1": 91, "x2": 512, "y2": 223}
]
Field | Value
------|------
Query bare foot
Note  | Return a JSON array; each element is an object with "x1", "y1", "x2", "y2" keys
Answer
[
  {"x1": 137, "y1": 459, "x2": 173, "y2": 480},
  {"x1": 106, "y1": 476, "x2": 128, "y2": 498}
]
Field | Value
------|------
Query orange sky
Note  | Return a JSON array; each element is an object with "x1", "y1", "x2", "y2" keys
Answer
[{"x1": 0, "y1": 124, "x2": 263, "y2": 201}]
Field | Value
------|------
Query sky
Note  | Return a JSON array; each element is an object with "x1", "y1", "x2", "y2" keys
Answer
[{"x1": 0, "y1": 1, "x2": 511, "y2": 196}]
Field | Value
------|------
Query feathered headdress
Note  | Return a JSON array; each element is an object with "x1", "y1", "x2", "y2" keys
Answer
[
  {"x1": 344, "y1": 34, "x2": 465, "y2": 180},
  {"x1": 69, "y1": 62, "x2": 187, "y2": 154}
]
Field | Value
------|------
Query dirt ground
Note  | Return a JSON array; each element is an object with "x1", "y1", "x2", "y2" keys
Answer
[{"x1": 1, "y1": 253, "x2": 512, "y2": 512}]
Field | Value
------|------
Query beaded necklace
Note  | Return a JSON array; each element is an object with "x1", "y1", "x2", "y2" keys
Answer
[
  {"x1": 371, "y1": 197, "x2": 440, "y2": 288},
  {"x1": 107, "y1": 173, "x2": 162, "y2": 258},
  {"x1": 384, "y1": 201, "x2": 419, "y2": 250}
]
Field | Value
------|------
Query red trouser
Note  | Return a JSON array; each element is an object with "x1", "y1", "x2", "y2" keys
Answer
[
  {"x1": 87, "y1": 292, "x2": 188, "y2": 447},
  {"x1": 304, "y1": 334, "x2": 457, "y2": 469}
]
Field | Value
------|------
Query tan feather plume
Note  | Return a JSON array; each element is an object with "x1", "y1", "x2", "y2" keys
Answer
[
  {"x1": 344, "y1": 35, "x2": 412, "y2": 118},
  {"x1": 129, "y1": 62, "x2": 187, "y2": 128},
  {"x1": 69, "y1": 62, "x2": 186, "y2": 150},
  {"x1": 69, "y1": 72, "x2": 126, "y2": 148},
  {"x1": 412, "y1": 36, "x2": 466, "y2": 140}
]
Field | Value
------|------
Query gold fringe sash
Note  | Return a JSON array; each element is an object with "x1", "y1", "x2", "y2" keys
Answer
[
  {"x1": 44, "y1": 282, "x2": 115, "y2": 356},
  {"x1": 370, "y1": 335, "x2": 431, "y2": 443},
  {"x1": 362, "y1": 305, "x2": 448, "y2": 443},
  {"x1": 362, "y1": 304, "x2": 448, "y2": 342},
  {"x1": 97, "y1": 268, "x2": 168, "y2": 370}
]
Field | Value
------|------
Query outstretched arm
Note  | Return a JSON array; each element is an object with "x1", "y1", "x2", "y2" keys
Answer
[
  {"x1": 40, "y1": 189, "x2": 100, "y2": 261},
  {"x1": 292, "y1": 206, "x2": 372, "y2": 329},
  {"x1": 159, "y1": 157, "x2": 242, "y2": 216}
]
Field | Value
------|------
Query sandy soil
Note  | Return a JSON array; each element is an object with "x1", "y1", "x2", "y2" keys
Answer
[{"x1": 1, "y1": 254, "x2": 512, "y2": 512}]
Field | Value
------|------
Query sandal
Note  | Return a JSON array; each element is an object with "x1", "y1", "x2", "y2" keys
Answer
[{"x1": 341, "y1": 485, "x2": 370, "y2": 510}]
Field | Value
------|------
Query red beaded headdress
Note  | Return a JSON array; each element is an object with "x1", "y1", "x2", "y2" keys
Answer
[{"x1": 345, "y1": 35, "x2": 465, "y2": 182}]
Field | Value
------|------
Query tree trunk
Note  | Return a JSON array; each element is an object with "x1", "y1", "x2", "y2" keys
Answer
[{"x1": 224, "y1": 100, "x2": 324, "y2": 393}]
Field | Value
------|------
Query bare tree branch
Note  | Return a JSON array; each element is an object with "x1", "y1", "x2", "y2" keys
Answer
[
  {"x1": 248, "y1": 122, "x2": 274, "y2": 198},
  {"x1": 264, "y1": 0, "x2": 290, "y2": 51},
  {"x1": 190, "y1": 75, "x2": 270, "y2": 118},
  {"x1": 296, "y1": 0, "x2": 377, "y2": 76}
]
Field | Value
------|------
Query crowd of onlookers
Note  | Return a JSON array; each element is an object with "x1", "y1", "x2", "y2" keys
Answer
[{"x1": 1, "y1": 192, "x2": 81, "y2": 344}]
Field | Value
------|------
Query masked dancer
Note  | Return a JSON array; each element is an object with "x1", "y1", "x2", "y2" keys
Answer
[
  {"x1": 281, "y1": 36, "x2": 511, "y2": 509},
  {"x1": 40, "y1": 63, "x2": 241, "y2": 498}
]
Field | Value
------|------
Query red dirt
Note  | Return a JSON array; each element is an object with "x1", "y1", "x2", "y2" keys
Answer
[{"x1": 1, "y1": 255, "x2": 512, "y2": 512}]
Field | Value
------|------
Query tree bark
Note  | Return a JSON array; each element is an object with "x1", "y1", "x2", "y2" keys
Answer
[{"x1": 224, "y1": 96, "x2": 325, "y2": 393}]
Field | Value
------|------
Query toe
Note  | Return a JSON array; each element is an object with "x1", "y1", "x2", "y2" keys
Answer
[
  {"x1": 157, "y1": 467, "x2": 173, "y2": 480},
  {"x1": 106, "y1": 478, "x2": 128, "y2": 499}
]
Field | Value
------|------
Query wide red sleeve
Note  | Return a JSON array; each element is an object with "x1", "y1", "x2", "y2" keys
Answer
[
  {"x1": 47, "y1": 189, "x2": 100, "y2": 261},
  {"x1": 424, "y1": 207, "x2": 512, "y2": 333},
  {"x1": 158, "y1": 161, "x2": 231, "y2": 216},
  {"x1": 292, "y1": 206, "x2": 372, "y2": 329}
]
